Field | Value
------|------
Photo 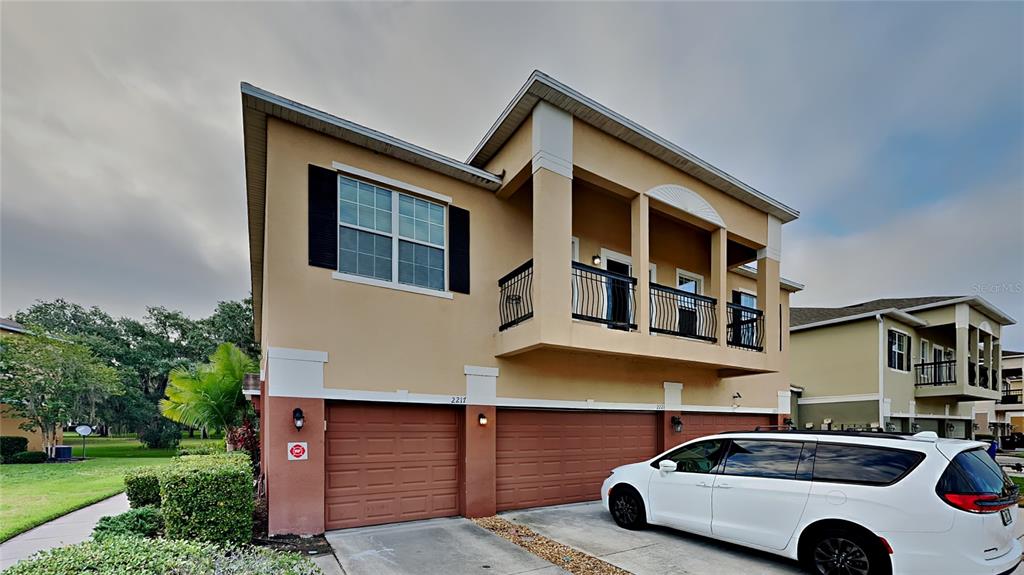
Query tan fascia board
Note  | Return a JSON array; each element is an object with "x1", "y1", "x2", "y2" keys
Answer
[
  {"x1": 734, "y1": 264, "x2": 804, "y2": 292},
  {"x1": 899, "y1": 296, "x2": 1017, "y2": 326},
  {"x1": 791, "y1": 308, "x2": 928, "y2": 333},
  {"x1": 466, "y1": 70, "x2": 800, "y2": 224}
]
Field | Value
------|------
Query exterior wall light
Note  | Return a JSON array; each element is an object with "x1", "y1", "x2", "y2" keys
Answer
[
  {"x1": 478, "y1": 413, "x2": 488, "y2": 426},
  {"x1": 293, "y1": 408, "x2": 305, "y2": 431},
  {"x1": 783, "y1": 417, "x2": 794, "y2": 427},
  {"x1": 591, "y1": 255, "x2": 602, "y2": 266},
  {"x1": 973, "y1": 423, "x2": 980, "y2": 431},
  {"x1": 947, "y1": 423, "x2": 955, "y2": 432},
  {"x1": 670, "y1": 415, "x2": 683, "y2": 433}
]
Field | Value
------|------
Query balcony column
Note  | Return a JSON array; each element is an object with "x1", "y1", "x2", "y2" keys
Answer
[
  {"x1": 983, "y1": 332, "x2": 994, "y2": 389},
  {"x1": 993, "y1": 338, "x2": 1002, "y2": 391},
  {"x1": 709, "y1": 228, "x2": 728, "y2": 346},
  {"x1": 969, "y1": 327, "x2": 980, "y2": 386},
  {"x1": 530, "y1": 101, "x2": 573, "y2": 341},
  {"x1": 756, "y1": 215, "x2": 783, "y2": 358},
  {"x1": 632, "y1": 193, "x2": 650, "y2": 332},
  {"x1": 955, "y1": 303, "x2": 970, "y2": 386}
]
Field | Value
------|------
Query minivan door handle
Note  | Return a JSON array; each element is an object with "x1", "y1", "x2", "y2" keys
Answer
[
  {"x1": 716, "y1": 483, "x2": 733, "y2": 489},
  {"x1": 697, "y1": 481, "x2": 712, "y2": 488}
]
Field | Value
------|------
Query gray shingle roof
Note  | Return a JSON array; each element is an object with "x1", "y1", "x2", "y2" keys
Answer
[
  {"x1": 0, "y1": 317, "x2": 26, "y2": 333},
  {"x1": 791, "y1": 296, "x2": 963, "y2": 328}
]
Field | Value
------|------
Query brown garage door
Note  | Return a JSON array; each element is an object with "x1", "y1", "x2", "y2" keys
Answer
[
  {"x1": 496, "y1": 409, "x2": 658, "y2": 511},
  {"x1": 325, "y1": 402, "x2": 460, "y2": 530},
  {"x1": 677, "y1": 413, "x2": 774, "y2": 443}
]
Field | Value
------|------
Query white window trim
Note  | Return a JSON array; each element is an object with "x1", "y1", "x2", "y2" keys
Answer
[
  {"x1": 888, "y1": 328, "x2": 911, "y2": 373},
  {"x1": 335, "y1": 172, "x2": 451, "y2": 297},
  {"x1": 676, "y1": 268, "x2": 704, "y2": 294},
  {"x1": 333, "y1": 161, "x2": 452, "y2": 204},
  {"x1": 571, "y1": 236, "x2": 580, "y2": 262},
  {"x1": 920, "y1": 338, "x2": 930, "y2": 363}
]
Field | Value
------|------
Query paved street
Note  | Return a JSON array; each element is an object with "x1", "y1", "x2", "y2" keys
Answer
[{"x1": 0, "y1": 493, "x2": 129, "y2": 570}]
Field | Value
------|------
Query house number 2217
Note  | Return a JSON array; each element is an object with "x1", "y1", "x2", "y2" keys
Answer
[{"x1": 450, "y1": 396, "x2": 467, "y2": 404}]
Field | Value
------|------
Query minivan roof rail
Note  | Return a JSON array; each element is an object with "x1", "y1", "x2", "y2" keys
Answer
[{"x1": 720, "y1": 429, "x2": 909, "y2": 440}]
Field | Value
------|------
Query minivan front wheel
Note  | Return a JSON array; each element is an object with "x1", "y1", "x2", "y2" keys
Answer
[
  {"x1": 806, "y1": 528, "x2": 890, "y2": 575},
  {"x1": 609, "y1": 487, "x2": 646, "y2": 530}
]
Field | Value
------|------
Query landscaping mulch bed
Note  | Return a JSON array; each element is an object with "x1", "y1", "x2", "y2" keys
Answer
[
  {"x1": 251, "y1": 497, "x2": 334, "y2": 557},
  {"x1": 473, "y1": 516, "x2": 630, "y2": 575}
]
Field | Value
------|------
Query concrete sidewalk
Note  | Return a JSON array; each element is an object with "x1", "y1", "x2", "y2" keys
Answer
[{"x1": 0, "y1": 492, "x2": 129, "y2": 570}]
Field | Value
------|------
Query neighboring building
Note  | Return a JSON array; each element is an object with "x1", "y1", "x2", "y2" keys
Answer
[
  {"x1": 976, "y1": 349, "x2": 1024, "y2": 439},
  {"x1": 241, "y1": 71, "x2": 802, "y2": 535},
  {"x1": 0, "y1": 318, "x2": 57, "y2": 452},
  {"x1": 789, "y1": 297, "x2": 1016, "y2": 438}
]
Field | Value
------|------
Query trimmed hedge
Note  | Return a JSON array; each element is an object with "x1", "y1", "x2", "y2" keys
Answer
[
  {"x1": 3, "y1": 536, "x2": 321, "y2": 575},
  {"x1": 125, "y1": 468, "x2": 162, "y2": 508},
  {"x1": 161, "y1": 453, "x2": 254, "y2": 544},
  {"x1": 0, "y1": 436, "x2": 29, "y2": 463},
  {"x1": 175, "y1": 445, "x2": 222, "y2": 457},
  {"x1": 11, "y1": 451, "x2": 47, "y2": 464},
  {"x1": 92, "y1": 506, "x2": 163, "y2": 541}
]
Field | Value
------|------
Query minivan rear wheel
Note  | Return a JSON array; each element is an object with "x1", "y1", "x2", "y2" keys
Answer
[
  {"x1": 609, "y1": 487, "x2": 646, "y2": 530},
  {"x1": 805, "y1": 528, "x2": 890, "y2": 575}
]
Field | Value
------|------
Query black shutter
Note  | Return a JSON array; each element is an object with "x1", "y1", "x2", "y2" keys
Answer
[
  {"x1": 887, "y1": 330, "x2": 896, "y2": 369},
  {"x1": 448, "y1": 206, "x2": 470, "y2": 294},
  {"x1": 308, "y1": 164, "x2": 337, "y2": 269}
]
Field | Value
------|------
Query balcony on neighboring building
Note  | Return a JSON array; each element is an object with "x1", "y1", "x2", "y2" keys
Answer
[{"x1": 914, "y1": 356, "x2": 1001, "y2": 401}]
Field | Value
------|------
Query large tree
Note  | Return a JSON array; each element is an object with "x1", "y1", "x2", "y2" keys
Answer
[
  {"x1": 0, "y1": 331, "x2": 122, "y2": 449},
  {"x1": 13, "y1": 297, "x2": 259, "y2": 435}
]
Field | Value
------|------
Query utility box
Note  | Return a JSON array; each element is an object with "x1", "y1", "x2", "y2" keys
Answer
[{"x1": 51, "y1": 445, "x2": 72, "y2": 460}]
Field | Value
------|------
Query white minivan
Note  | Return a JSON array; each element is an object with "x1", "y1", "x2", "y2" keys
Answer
[{"x1": 601, "y1": 430, "x2": 1021, "y2": 575}]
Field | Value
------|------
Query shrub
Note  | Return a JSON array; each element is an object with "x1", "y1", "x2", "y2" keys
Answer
[
  {"x1": 139, "y1": 419, "x2": 181, "y2": 449},
  {"x1": 0, "y1": 436, "x2": 29, "y2": 463},
  {"x1": 92, "y1": 506, "x2": 163, "y2": 541},
  {"x1": 11, "y1": 451, "x2": 47, "y2": 464},
  {"x1": 125, "y1": 468, "x2": 162, "y2": 508},
  {"x1": 175, "y1": 445, "x2": 221, "y2": 457},
  {"x1": 161, "y1": 453, "x2": 254, "y2": 544},
  {"x1": 3, "y1": 536, "x2": 320, "y2": 575}
]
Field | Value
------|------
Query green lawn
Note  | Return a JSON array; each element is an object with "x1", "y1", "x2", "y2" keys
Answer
[{"x1": 0, "y1": 435, "x2": 222, "y2": 542}]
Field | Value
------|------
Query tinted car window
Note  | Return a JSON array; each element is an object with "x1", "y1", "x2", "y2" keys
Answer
[
  {"x1": 722, "y1": 440, "x2": 805, "y2": 479},
  {"x1": 938, "y1": 448, "x2": 1015, "y2": 496},
  {"x1": 812, "y1": 443, "x2": 924, "y2": 485},
  {"x1": 657, "y1": 439, "x2": 727, "y2": 474}
]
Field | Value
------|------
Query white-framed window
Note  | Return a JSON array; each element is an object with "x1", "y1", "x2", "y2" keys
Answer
[
  {"x1": 571, "y1": 236, "x2": 580, "y2": 262},
  {"x1": 338, "y1": 175, "x2": 446, "y2": 293},
  {"x1": 888, "y1": 329, "x2": 911, "y2": 372},
  {"x1": 676, "y1": 269, "x2": 703, "y2": 294},
  {"x1": 920, "y1": 339, "x2": 931, "y2": 364}
]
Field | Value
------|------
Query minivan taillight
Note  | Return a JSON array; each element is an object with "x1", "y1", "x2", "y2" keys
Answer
[{"x1": 940, "y1": 493, "x2": 1016, "y2": 514}]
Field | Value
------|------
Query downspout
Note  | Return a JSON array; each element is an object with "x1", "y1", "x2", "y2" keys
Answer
[{"x1": 876, "y1": 314, "x2": 885, "y2": 429}]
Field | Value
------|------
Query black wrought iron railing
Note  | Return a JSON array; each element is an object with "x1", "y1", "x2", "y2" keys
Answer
[
  {"x1": 726, "y1": 303, "x2": 763, "y2": 351},
  {"x1": 969, "y1": 361, "x2": 976, "y2": 386},
  {"x1": 571, "y1": 261, "x2": 637, "y2": 330},
  {"x1": 980, "y1": 366, "x2": 990, "y2": 389},
  {"x1": 498, "y1": 259, "x2": 533, "y2": 331},
  {"x1": 915, "y1": 360, "x2": 957, "y2": 386},
  {"x1": 650, "y1": 284, "x2": 717, "y2": 342},
  {"x1": 1001, "y1": 389, "x2": 1022, "y2": 405}
]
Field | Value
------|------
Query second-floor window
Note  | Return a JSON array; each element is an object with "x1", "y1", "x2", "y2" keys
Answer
[
  {"x1": 888, "y1": 329, "x2": 910, "y2": 372},
  {"x1": 339, "y1": 176, "x2": 446, "y2": 291}
]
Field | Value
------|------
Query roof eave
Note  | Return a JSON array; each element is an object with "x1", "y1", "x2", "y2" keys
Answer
[
  {"x1": 734, "y1": 264, "x2": 805, "y2": 292},
  {"x1": 467, "y1": 71, "x2": 800, "y2": 223},
  {"x1": 900, "y1": 296, "x2": 1017, "y2": 326},
  {"x1": 791, "y1": 308, "x2": 928, "y2": 332}
]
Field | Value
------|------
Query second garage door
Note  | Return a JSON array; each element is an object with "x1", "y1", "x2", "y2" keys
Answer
[
  {"x1": 496, "y1": 409, "x2": 658, "y2": 511},
  {"x1": 324, "y1": 403, "x2": 460, "y2": 530}
]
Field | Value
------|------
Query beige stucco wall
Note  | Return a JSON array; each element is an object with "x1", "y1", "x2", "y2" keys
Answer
[
  {"x1": 882, "y1": 316, "x2": 918, "y2": 414},
  {"x1": 1, "y1": 405, "x2": 54, "y2": 452},
  {"x1": 791, "y1": 319, "x2": 879, "y2": 398},
  {"x1": 572, "y1": 120, "x2": 768, "y2": 247},
  {"x1": 260, "y1": 112, "x2": 792, "y2": 410}
]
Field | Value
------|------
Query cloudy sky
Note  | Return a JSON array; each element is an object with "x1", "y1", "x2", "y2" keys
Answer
[{"x1": 2, "y1": 2, "x2": 1022, "y2": 347}]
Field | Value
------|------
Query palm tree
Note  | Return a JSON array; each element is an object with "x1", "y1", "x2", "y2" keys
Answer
[{"x1": 160, "y1": 343, "x2": 257, "y2": 441}]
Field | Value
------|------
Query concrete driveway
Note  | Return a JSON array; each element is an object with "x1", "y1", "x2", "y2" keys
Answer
[
  {"x1": 325, "y1": 516, "x2": 568, "y2": 575},
  {"x1": 502, "y1": 502, "x2": 804, "y2": 575}
]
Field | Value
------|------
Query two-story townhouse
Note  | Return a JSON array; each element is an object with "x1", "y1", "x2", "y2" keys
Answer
[
  {"x1": 789, "y1": 297, "x2": 1016, "y2": 439},
  {"x1": 241, "y1": 71, "x2": 802, "y2": 536},
  {"x1": 975, "y1": 349, "x2": 1024, "y2": 440},
  {"x1": 0, "y1": 317, "x2": 59, "y2": 452}
]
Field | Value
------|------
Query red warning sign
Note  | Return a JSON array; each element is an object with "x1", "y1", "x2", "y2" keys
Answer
[{"x1": 287, "y1": 442, "x2": 307, "y2": 460}]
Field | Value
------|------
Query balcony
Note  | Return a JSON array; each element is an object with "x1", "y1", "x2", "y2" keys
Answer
[
  {"x1": 914, "y1": 359, "x2": 1000, "y2": 401},
  {"x1": 1001, "y1": 389, "x2": 1022, "y2": 406},
  {"x1": 496, "y1": 259, "x2": 774, "y2": 375}
]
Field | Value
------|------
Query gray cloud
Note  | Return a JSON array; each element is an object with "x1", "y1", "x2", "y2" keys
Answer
[{"x1": 2, "y1": 2, "x2": 1021, "y2": 346}]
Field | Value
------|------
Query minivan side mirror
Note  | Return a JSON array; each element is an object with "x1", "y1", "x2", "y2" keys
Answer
[{"x1": 658, "y1": 460, "x2": 678, "y2": 473}]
